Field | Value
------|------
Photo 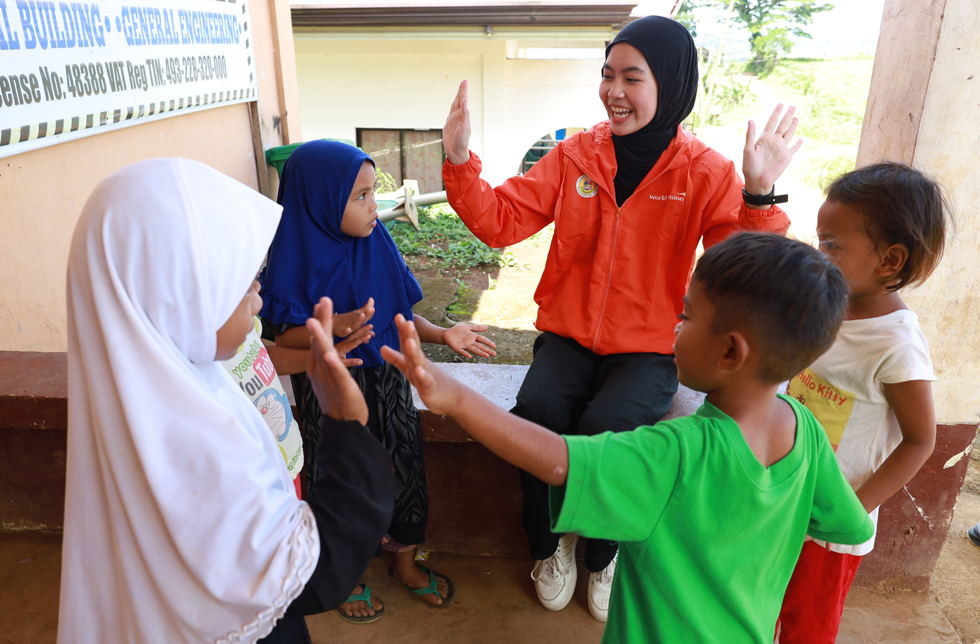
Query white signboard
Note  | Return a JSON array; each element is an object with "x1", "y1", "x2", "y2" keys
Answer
[{"x1": 0, "y1": 0, "x2": 258, "y2": 158}]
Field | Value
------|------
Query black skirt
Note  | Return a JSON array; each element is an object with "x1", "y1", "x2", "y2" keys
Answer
[{"x1": 292, "y1": 362, "x2": 428, "y2": 546}]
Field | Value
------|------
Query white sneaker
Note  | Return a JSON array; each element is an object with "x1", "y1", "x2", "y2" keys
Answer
[
  {"x1": 587, "y1": 553, "x2": 617, "y2": 622},
  {"x1": 530, "y1": 533, "x2": 579, "y2": 611}
]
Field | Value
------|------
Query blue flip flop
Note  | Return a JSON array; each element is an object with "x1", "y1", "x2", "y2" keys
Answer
[
  {"x1": 334, "y1": 584, "x2": 384, "y2": 624},
  {"x1": 390, "y1": 566, "x2": 457, "y2": 608},
  {"x1": 968, "y1": 522, "x2": 980, "y2": 549}
]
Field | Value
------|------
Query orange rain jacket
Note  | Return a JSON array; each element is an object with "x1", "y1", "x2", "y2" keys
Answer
[{"x1": 443, "y1": 122, "x2": 791, "y2": 356}]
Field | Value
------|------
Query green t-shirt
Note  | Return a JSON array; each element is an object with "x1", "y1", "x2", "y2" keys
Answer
[{"x1": 550, "y1": 395, "x2": 873, "y2": 644}]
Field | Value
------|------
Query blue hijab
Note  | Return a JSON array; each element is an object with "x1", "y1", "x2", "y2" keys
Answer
[{"x1": 260, "y1": 140, "x2": 423, "y2": 368}]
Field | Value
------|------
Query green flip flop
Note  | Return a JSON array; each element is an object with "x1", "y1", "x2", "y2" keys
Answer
[
  {"x1": 389, "y1": 566, "x2": 456, "y2": 609},
  {"x1": 334, "y1": 584, "x2": 384, "y2": 624}
]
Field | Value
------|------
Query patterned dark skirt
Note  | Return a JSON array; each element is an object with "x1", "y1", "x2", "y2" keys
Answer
[{"x1": 292, "y1": 362, "x2": 428, "y2": 546}]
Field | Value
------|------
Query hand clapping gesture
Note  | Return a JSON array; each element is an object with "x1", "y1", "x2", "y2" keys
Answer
[
  {"x1": 742, "y1": 104, "x2": 803, "y2": 200},
  {"x1": 382, "y1": 315, "x2": 462, "y2": 417},
  {"x1": 333, "y1": 297, "x2": 375, "y2": 337},
  {"x1": 332, "y1": 297, "x2": 375, "y2": 367},
  {"x1": 306, "y1": 297, "x2": 369, "y2": 425},
  {"x1": 333, "y1": 324, "x2": 375, "y2": 367}
]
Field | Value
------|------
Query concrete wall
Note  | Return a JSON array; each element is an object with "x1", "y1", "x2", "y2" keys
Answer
[
  {"x1": 294, "y1": 35, "x2": 608, "y2": 187},
  {"x1": 853, "y1": 0, "x2": 979, "y2": 588},
  {"x1": 0, "y1": 106, "x2": 258, "y2": 353},
  {"x1": 859, "y1": 0, "x2": 979, "y2": 429},
  {"x1": 900, "y1": 0, "x2": 980, "y2": 428},
  {"x1": 0, "y1": 0, "x2": 301, "y2": 353}
]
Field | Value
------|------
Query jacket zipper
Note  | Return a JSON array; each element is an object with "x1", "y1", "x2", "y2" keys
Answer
[{"x1": 591, "y1": 206, "x2": 622, "y2": 352}]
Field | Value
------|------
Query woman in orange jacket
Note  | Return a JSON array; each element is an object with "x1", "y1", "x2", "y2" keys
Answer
[{"x1": 441, "y1": 16, "x2": 802, "y2": 621}]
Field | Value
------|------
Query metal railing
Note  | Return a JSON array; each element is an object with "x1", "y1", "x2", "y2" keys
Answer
[{"x1": 376, "y1": 180, "x2": 448, "y2": 229}]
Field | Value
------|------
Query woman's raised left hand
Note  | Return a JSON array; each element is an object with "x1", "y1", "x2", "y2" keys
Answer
[
  {"x1": 443, "y1": 323, "x2": 497, "y2": 359},
  {"x1": 742, "y1": 104, "x2": 803, "y2": 198}
]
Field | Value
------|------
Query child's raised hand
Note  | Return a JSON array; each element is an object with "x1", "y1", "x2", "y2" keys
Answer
[
  {"x1": 443, "y1": 80, "x2": 472, "y2": 166},
  {"x1": 443, "y1": 323, "x2": 497, "y2": 359},
  {"x1": 306, "y1": 297, "x2": 369, "y2": 425},
  {"x1": 333, "y1": 298, "x2": 375, "y2": 338},
  {"x1": 381, "y1": 314, "x2": 462, "y2": 416},
  {"x1": 742, "y1": 104, "x2": 803, "y2": 197}
]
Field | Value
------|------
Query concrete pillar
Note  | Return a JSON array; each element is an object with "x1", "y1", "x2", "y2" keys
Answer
[
  {"x1": 854, "y1": 0, "x2": 980, "y2": 589},
  {"x1": 250, "y1": 0, "x2": 303, "y2": 197},
  {"x1": 268, "y1": 0, "x2": 303, "y2": 146}
]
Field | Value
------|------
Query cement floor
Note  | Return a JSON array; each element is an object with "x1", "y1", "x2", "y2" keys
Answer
[{"x1": 0, "y1": 533, "x2": 961, "y2": 643}]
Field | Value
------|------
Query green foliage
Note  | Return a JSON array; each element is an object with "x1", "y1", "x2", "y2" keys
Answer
[
  {"x1": 762, "y1": 58, "x2": 871, "y2": 147},
  {"x1": 388, "y1": 203, "x2": 511, "y2": 269},
  {"x1": 711, "y1": 68, "x2": 754, "y2": 112},
  {"x1": 675, "y1": 0, "x2": 699, "y2": 39},
  {"x1": 374, "y1": 170, "x2": 399, "y2": 195},
  {"x1": 686, "y1": 64, "x2": 755, "y2": 132},
  {"x1": 782, "y1": 69, "x2": 816, "y2": 95},
  {"x1": 445, "y1": 278, "x2": 476, "y2": 316},
  {"x1": 527, "y1": 223, "x2": 555, "y2": 248},
  {"x1": 799, "y1": 154, "x2": 856, "y2": 191},
  {"x1": 700, "y1": 0, "x2": 833, "y2": 69}
]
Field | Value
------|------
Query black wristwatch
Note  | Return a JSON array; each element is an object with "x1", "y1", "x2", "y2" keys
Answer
[{"x1": 742, "y1": 185, "x2": 788, "y2": 206}]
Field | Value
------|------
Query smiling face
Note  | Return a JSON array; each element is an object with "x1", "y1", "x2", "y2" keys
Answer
[
  {"x1": 340, "y1": 161, "x2": 379, "y2": 238},
  {"x1": 599, "y1": 42, "x2": 660, "y2": 136},
  {"x1": 815, "y1": 199, "x2": 885, "y2": 298},
  {"x1": 215, "y1": 279, "x2": 262, "y2": 360}
]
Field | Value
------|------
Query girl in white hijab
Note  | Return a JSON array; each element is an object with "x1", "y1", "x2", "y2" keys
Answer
[{"x1": 60, "y1": 158, "x2": 393, "y2": 644}]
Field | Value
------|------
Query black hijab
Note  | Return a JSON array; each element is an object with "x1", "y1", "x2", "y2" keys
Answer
[{"x1": 605, "y1": 16, "x2": 699, "y2": 206}]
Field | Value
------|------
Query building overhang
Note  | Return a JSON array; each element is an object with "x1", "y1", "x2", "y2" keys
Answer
[{"x1": 291, "y1": 2, "x2": 640, "y2": 29}]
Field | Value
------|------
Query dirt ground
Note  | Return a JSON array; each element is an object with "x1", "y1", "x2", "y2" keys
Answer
[
  {"x1": 932, "y1": 437, "x2": 980, "y2": 643},
  {"x1": 413, "y1": 227, "x2": 552, "y2": 366}
]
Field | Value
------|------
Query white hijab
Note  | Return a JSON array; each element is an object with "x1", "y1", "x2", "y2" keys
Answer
[{"x1": 59, "y1": 159, "x2": 319, "y2": 644}]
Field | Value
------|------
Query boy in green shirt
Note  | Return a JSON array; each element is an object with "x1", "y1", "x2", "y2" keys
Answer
[{"x1": 309, "y1": 232, "x2": 874, "y2": 643}]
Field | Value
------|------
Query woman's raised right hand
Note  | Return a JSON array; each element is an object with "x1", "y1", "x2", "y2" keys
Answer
[{"x1": 443, "y1": 80, "x2": 472, "y2": 165}]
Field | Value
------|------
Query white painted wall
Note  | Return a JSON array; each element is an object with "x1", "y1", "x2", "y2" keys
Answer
[{"x1": 294, "y1": 35, "x2": 609, "y2": 187}]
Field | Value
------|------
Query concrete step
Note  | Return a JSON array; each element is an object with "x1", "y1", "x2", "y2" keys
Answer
[{"x1": 2, "y1": 352, "x2": 977, "y2": 590}]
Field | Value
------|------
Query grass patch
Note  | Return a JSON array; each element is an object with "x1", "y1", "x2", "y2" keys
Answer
[
  {"x1": 388, "y1": 203, "x2": 520, "y2": 270},
  {"x1": 527, "y1": 223, "x2": 555, "y2": 248},
  {"x1": 757, "y1": 58, "x2": 873, "y2": 147},
  {"x1": 445, "y1": 278, "x2": 477, "y2": 317},
  {"x1": 707, "y1": 57, "x2": 873, "y2": 149},
  {"x1": 799, "y1": 153, "x2": 857, "y2": 191}
]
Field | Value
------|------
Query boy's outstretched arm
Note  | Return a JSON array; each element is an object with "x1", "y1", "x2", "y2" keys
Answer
[{"x1": 381, "y1": 314, "x2": 568, "y2": 486}]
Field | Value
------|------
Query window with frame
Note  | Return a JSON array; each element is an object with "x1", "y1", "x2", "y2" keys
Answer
[{"x1": 357, "y1": 129, "x2": 445, "y2": 195}]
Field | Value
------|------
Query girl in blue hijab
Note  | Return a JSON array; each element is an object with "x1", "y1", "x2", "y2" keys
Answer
[{"x1": 260, "y1": 140, "x2": 495, "y2": 622}]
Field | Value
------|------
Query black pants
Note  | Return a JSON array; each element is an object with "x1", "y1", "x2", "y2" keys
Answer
[
  {"x1": 257, "y1": 613, "x2": 310, "y2": 644},
  {"x1": 513, "y1": 332, "x2": 677, "y2": 573}
]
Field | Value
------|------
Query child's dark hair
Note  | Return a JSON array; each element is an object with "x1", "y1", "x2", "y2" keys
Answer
[
  {"x1": 693, "y1": 232, "x2": 848, "y2": 383},
  {"x1": 827, "y1": 162, "x2": 951, "y2": 291}
]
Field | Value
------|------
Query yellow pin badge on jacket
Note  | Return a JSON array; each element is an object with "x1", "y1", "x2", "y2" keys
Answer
[{"x1": 576, "y1": 175, "x2": 598, "y2": 198}]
